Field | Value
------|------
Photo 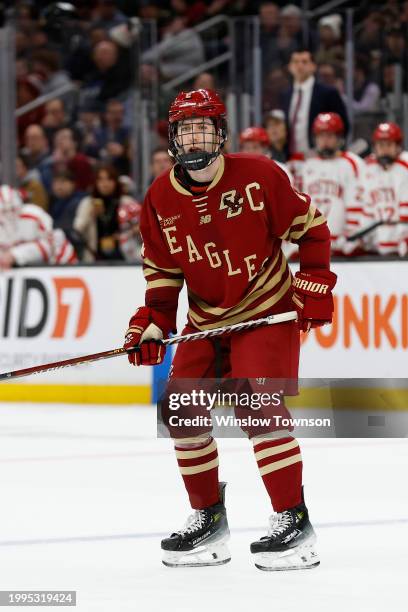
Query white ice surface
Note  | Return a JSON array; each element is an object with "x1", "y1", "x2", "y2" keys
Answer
[{"x1": 0, "y1": 402, "x2": 406, "y2": 612}]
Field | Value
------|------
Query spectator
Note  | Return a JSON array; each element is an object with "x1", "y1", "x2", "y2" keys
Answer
[
  {"x1": 41, "y1": 128, "x2": 94, "y2": 193},
  {"x1": 142, "y1": 16, "x2": 205, "y2": 80},
  {"x1": 75, "y1": 103, "x2": 102, "y2": 158},
  {"x1": 94, "y1": 99, "x2": 130, "y2": 173},
  {"x1": 80, "y1": 40, "x2": 133, "y2": 108},
  {"x1": 32, "y1": 49, "x2": 76, "y2": 116},
  {"x1": 73, "y1": 164, "x2": 141, "y2": 261},
  {"x1": 17, "y1": 75, "x2": 45, "y2": 146},
  {"x1": 41, "y1": 99, "x2": 69, "y2": 145},
  {"x1": 281, "y1": 49, "x2": 349, "y2": 155},
  {"x1": 265, "y1": 110, "x2": 288, "y2": 163},
  {"x1": 351, "y1": 58, "x2": 381, "y2": 113},
  {"x1": 150, "y1": 148, "x2": 173, "y2": 183},
  {"x1": 383, "y1": 27, "x2": 406, "y2": 64},
  {"x1": 91, "y1": 0, "x2": 128, "y2": 31},
  {"x1": 23, "y1": 124, "x2": 50, "y2": 170},
  {"x1": 259, "y1": 2, "x2": 280, "y2": 76},
  {"x1": 170, "y1": 0, "x2": 207, "y2": 26},
  {"x1": 16, "y1": 153, "x2": 48, "y2": 211},
  {"x1": 315, "y1": 14, "x2": 344, "y2": 66},
  {"x1": 276, "y1": 4, "x2": 307, "y2": 66},
  {"x1": 262, "y1": 67, "x2": 290, "y2": 114},
  {"x1": 317, "y1": 63, "x2": 337, "y2": 88},
  {"x1": 193, "y1": 72, "x2": 216, "y2": 91},
  {"x1": 356, "y1": 12, "x2": 384, "y2": 56},
  {"x1": 49, "y1": 170, "x2": 85, "y2": 234}
]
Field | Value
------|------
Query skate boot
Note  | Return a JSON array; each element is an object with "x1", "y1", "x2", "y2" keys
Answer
[
  {"x1": 161, "y1": 482, "x2": 231, "y2": 567},
  {"x1": 250, "y1": 489, "x2": 319, "y2": 571}
]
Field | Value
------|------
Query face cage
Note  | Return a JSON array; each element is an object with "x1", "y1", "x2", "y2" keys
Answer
[{"x1": 169, "y1": 116, "x2": 227, "y2": 171}]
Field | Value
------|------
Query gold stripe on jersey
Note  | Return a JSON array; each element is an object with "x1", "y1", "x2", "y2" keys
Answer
[
  {"x1": 143, "y1": 256, "x2": 183, "y2": 276},
  {"x1": 279, "y1": 204, "x2": 318, "y2": 241},
  {"x1": 188, "y1": 250, "x2": 281, "y2": 319},
  {"x1": 289, "y1": 212, "x2": 326, "y2": 240},
  {"x1": 188, "y1": 253, "x2": 287, "y2": 325},
  {"x1": 188, "y1": 273, "x2": 292, "y2": 330},
  {"x1": 143, "y1": 268, "x2": 157, "y2": 278},
  {"x1": 169, "y1": 156, "x2": 225, "y2": 196},
  {"x1": 147, "y1": 278, "x2": 184, "y2": 290}
]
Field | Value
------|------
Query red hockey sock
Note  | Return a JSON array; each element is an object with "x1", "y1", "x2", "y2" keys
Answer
[
  {"x1": 252, "y1": 436, "x2": 303, "y2": 512},
  {"x1": 175, "y1": 437, "x2": 220, "y2": 510}
]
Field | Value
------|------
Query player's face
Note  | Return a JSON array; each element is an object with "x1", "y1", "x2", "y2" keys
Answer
[
  {"x1": 176, "y1": 116, "x2": 218, "y2": 154},
  {"x1": 240, "y1": 141, "x2": 268, "y2": 155},
  {"x1": 374, "y1": 140, "x2": 400, "y2": 161},
  {"x1": 315, "y1": 132, "x2": 339, "y2": 153}
]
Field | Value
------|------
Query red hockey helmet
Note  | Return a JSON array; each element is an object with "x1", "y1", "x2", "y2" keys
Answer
[
  {"x1": 372, "y1": 122, "x2": 402, "y2": 144},
  {"x1": 168, "y1": 89, "x2": 227, "y2": 171},
  {"x1": 312, "y1": 112, "x2": 344, "y2": 135},
  {"x1": 239, "y1": 127, "x2": 270, "y2": 147}
]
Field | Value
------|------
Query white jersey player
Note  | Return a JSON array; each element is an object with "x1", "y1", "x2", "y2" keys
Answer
[
  {"x1": 301, "y1": 113, "x2": 365, "y2": 255},
  {"x1": 0, "y1": 185, "x2": 77, "y2": 270},
  {"x1": 360, "y1": 122, "x2": 408, "y2": 256}
]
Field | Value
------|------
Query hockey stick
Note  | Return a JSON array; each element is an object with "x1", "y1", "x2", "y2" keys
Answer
[
  {"x1": 347, "y1": 220, "x2": 408, "y2": 242},
  {"x1": 0, "y1": 310, "x2": 298, "y2": 381}
]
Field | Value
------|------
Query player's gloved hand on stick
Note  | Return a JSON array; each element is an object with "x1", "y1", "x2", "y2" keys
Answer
[
  {"x1": 292, "y1": 269, "x2": 337, "y2": 332},
  {"x1": 124, "y1": 306, "x2": 173, "y2": 366}
]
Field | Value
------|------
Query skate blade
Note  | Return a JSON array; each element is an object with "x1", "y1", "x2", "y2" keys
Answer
[
  {"x1": 162, "y1": 540, "x2": 231, "y2": 568},
  {"x1": 253, "y1": 541, "x2": 320, "y2": 572}
]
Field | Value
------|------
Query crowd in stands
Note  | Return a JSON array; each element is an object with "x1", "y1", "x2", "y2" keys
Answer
[{"x1": 0, "y1": 0, "x2": 406, "y2": 268}]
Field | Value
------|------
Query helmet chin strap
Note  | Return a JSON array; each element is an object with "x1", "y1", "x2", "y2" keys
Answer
[
  {"x1": 317, "y1": 147, "x2": 337, "y2": 159},
  {"x1": 177, "y1": 149, "x2": 220, "y2": 172},
  {"x1": 377, "y1": 155, "x2": 395, "y2": 169}
]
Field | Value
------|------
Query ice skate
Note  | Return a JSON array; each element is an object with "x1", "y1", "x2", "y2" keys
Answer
[
  {"x1": 250, "y1": 490, "x2": 320, "y2": 571},
  {"x1": 161, "y1": 482, "x2": 231, "y2": 567}
]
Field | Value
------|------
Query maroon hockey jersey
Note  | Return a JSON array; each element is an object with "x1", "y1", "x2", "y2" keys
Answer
[{"x1": 140, "y1": 154, "x2": 331, "y2": 331}]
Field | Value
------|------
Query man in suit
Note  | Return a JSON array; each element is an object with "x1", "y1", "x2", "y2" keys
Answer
[{"x1": 281, "y1": 49, "x2": 349, "y2": 156}]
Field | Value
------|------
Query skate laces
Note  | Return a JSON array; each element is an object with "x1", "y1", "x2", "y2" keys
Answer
[
  {"x1": 267, "y1": 511, "x2": 293, "y2": 537},
  {"x1": 178, "y1": 509, "x2": 208, "y2": 536}
]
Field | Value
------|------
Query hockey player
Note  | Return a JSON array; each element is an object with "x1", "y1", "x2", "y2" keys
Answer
[
  {"x1": 0, "y1": 185, "x2": 76, "y2": 269},
  {"x1": 123, "y1": 89, "x2": 336, "y2": 570},
  {"x1": 239, "y1": 126, "x2": 293, "y2": 183},
  {"x1": 360, "y1": 122, "x2": 408, "y2": 256},
  {"x1": 301, "y1": 113, "x2": 365, "y2": 255}
]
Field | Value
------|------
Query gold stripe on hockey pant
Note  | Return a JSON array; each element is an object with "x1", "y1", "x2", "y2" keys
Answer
[
  {"x1": 176, "y1": 439, "x2": 217, "y2": 459},
  {"x1": 179, "y1": 457, "x2": 220, "y2": 476},
  {"x1": 254, "y1": 438, "x2": 299, "y2": 461},
  {"x1": 259, "y1": 453, "x2": 302, "y2": 476}
]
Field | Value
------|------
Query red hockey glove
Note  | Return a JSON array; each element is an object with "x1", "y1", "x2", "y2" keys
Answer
[
  {"x1": 124, "y1": 306, "x2": 172, "y2": 366},
  {"x1": 292, "y1": 269, "x2": 337, "y2": 332}
]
